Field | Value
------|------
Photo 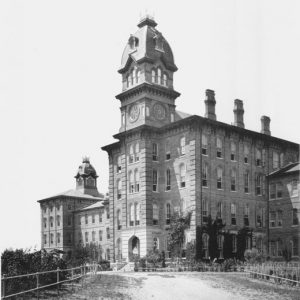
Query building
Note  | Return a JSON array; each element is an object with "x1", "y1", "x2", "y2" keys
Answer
[
  {"x1": 38, "y1": 16, "x2": 299, "y2": 262},
  {"x1": 38, "y1": 157, "x2": 110, "y2": 259},
  {"x1": 101, "y1": 16, "x2": 299, "y2": 262},
  {"x1": 267, "y1": 162, "x2": 299, "y2": 259}
]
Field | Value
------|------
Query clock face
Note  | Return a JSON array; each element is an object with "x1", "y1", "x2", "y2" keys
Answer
[
  {"x1": 129, "y1": 104, "x2": 140, "y2": 122},
  {"x1": 153, "y1": 103, "x2": 166, "y2": 120}
]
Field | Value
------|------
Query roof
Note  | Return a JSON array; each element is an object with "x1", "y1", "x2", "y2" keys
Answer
[
  {"x1": 75, "y1": 201, "x2": 105, "y2": 212},
  {"x1": 267, "y1": 162, "x2": 299, "y2": 178},
  {"x1": 119, "y1": 17, "x2": 177, "y2": 73},
  {"x1": 175, "y1": 110, "x2": 192, "y2": 120},
  {"x1": 75, "y1": 157, "x2": 98, "y2": 179},
  {"x1": 37, "y1": 189, "x2": 104, "y2": 202}
]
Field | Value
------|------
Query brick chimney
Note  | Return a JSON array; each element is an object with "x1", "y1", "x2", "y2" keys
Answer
[
  {"x1": 233, "y1": 99, "x2": 244, "y2": 128},
  {"x1": 204, "y1": 89, "x2": 216, "y2": 120},
  {"x1": 261, "y1": 116, "x2": 271, "y2": 135}
]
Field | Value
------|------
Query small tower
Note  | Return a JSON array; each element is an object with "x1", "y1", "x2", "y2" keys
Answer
[{"x1": 75, "y1": 157, "x2": 99, "y2": 197}]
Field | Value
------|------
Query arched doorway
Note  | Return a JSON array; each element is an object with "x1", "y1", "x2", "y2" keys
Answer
[{"x1": 128, "y1": 235, "x2": 140, "y2": 261}]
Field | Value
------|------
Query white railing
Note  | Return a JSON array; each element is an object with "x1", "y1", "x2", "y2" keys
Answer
[{"x1": 1, "y1": 263, "x2": 98, "y2": 299}]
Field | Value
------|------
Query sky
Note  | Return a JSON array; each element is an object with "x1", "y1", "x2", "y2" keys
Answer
[{"x1": 0, "y1": 0, "x2": 299, "y2": 252}]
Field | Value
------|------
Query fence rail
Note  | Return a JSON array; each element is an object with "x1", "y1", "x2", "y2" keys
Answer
[{"x1": 1, "y1": 264, "x2": 98, "y2": 299}]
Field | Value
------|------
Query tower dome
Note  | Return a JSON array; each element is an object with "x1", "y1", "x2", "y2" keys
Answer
[
  {"x1": 75, "y1": 156, "x2": 98, "y2": 178},
  {"x1": 119, "y1": 15, "x2": 177, "y2": 74}
]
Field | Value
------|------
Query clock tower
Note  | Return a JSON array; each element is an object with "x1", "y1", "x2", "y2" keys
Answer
[{"x1": 116, "y1": 15, "x2": 180, "y2": 132}]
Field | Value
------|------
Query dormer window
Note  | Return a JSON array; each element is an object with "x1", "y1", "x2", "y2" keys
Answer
[
  {"x1": 128, "y1": 35, "x2": 139, "y2": 50},
  {"x1": 154, "y1": 33, "x2": 164, "y2": 52}
]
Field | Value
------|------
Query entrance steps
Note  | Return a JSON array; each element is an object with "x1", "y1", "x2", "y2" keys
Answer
[{"x1": 118, "y1": 262, "x2": 135, "y2": 272}]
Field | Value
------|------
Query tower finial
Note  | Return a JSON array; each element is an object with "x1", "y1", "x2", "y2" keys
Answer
[{"x1": 82, "y1": 156, "x2": 90, "y2": 163}]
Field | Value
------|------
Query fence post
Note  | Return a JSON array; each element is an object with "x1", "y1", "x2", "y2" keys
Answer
[
  {"x1": 36, "y1": 272, "x2": 40, "y2": 300},
  {"x1": 57, "y1": 268, "x2": 60, "y2": 296},
  {"x1": 1, "y1": 277, "x2": 5, "y2": 298}
]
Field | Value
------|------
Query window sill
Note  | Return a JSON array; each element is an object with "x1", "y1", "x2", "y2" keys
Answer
[{"x1": 216, "y1": 157, "x2": 223, "y2": 160}]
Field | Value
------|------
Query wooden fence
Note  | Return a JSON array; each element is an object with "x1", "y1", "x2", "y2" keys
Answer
[{"x1": 1, "y1": 263, "x2": 98, "y2": 299}]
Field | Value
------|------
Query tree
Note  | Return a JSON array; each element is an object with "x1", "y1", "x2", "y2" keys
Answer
[{"x1": 167, "y1": 211, "x2": 191, "y2": 258}]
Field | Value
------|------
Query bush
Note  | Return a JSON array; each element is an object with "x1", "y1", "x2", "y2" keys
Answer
[{"x1": 98, "y1": 260, "x2": 110, "y2": 271}]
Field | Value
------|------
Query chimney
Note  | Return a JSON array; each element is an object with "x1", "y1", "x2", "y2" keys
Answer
[
  {"x1": 204, "y1": 89, "x2": 216, "y2": 120},
  {"x1": 261, "y1": 116, "x2": 271, "y2": 135},
  {"x1": 233, "y1": 99, "x2": 245, "y2": 128}
]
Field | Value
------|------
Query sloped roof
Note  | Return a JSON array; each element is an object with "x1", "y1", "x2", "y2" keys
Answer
[
  {"x1": 38, "y1": 189, "x2": 104, "y2": 202},
  {"x1": 267, "y1": 162, "x2": 299, "y2": 178},
  {"x1": 76, "y1": 201, "x2": 105, "y2": 212}
]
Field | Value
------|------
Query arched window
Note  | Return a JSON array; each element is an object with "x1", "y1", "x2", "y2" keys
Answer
[
  {"x1": 116, "y1": 238, "x2": 122, "y2": 260},
  {"x1": 244, "y1": 204, "x2": 250, "y2": 226},
  {"x1": 231, "y1": 203, "x2": 236, "y2": 225},
  {"x1": 50, "y1": 233, "x2": 54, "y2": 244},
  {"x1": 166, "y1": 169, "x2": 171, "y2": 191},
  {"x1": 136, "y1": 69, "x2": 140, "y2": 84},
  {"x1": 43, "y1": 218, "x2": 47, "y2": 228},
  {"x1": 57, "y1": 232, "x2": 61, "y2": 244},
  {"x1": 202, "y1": 233, "x2": 209, "y2": 259},
  {"x1": 117, "y1": 210, "x2": 121, "y2": 230},
  {"x1": 256, "y1": 174, "x2": 262, "y2": 195},
  {"x1": 202, "y1": 163, "x2": 208, "y2": 187},
  {"x1": 129, "y1": 145, "x2": 134, "y2": 164},
  {"x1": 152, "y1": 143, "x2": 158, "y2": 161},
  {"x1": 129, "y1": 204, "x2": 134, "y2": 226},
  {"x1": 244, "y1": 171, "x2": 249, "y2": 193},
  {"x1": 157, "y1": 68, "x2": 162, "y2": 84},
  {"x1": 244, "y1": 145, "x2": 249, "y2": 163},
  {"x1": 273, "y1": 151, "x2": 279, "y2": 169},
  {"x1": 180, "y1": 136, "x2": 186, "y2": 155},
  {"x1": 217, "y1": 235, "x2": 224, "y2": 259},
  {"x1": 135, "y1": 203, "x2": 140, "y2": 225},
  {"x1": 106, "y1": 227, "x2": 110, "y2": 239},
  {"x1": 87, "y1": 177, "x2": 95, "y2": 187},
  {"x1": 92, "y1": 231, "x2": 96, "y2": 242},
  {"x1": 280, "y1": 152, "x2": 284, "y2": 167},
  {"x1": 153, "y1": 203, "x2": 159, "y2": 225},
  {"x1": 50, "y1": 216, "x2": 53, "y2": 227},
  {"x1": 165, "y1": 139, "x2": 171, "y2": 160},
  {"x1": 216, "y1": 137, "x2": 222, "y2": 158},
  {"x1": 129, "y1": 171, "x2": 134, "y2": 193},
  {"x1": 153, "y1": 169, "x2": 158, "y2": 192},
  {"x1": 153, "y1": 237, "x2": 159, "y2": 250},
  {"x1": 85, "y1": 232, "x2": 89, "y2": 243},
  {"x1": 162, "y1": 73, "x2": 167, "y2": 86},
  {"x1": 201, "y1": 134, "x2": 208, "y2": 155},
  {"x1": 202, "y1": 197, "x2": 208, "y2": 223},
  {"x1": 166, "y1": 203, "x2": 171, "y2": 224},
  {"x1": 217, "y1": 167, "x2": 223, "y2": 189},
  {"x1": 151, "y1": 69, "x2": 156, "y2": 83},
  {"x1": 56, "y1": 215, "x2": 61, "y2": 227},
  {"x1": 99, "y1": 230, "x2": 103, "y2": 241},
  {"x1": 179, "y1": 164, "x2": 186, "y2": 188},
  {"x1": 134, "y1": 169, "x2": 140, "y2": 192},
  {"x1": 126, "y1": 75, "x2": 130, "y2": 88},
  {"x1": 231, "y1": 142, "x2": 236, "y2": 161},
  {"x1": 256, "y1": 149, "x2": 262, "y2": 166},
  {"x1": 131, "y1": 69, "x2": 134, "y2": 85},
  {"x1": 117, "y1": 155, "x2": 122, "y2": 173},
  {"x1": 117, "y1": 179, "x2": 122, "y2": 199},
  {"x1": 216, "y1": 202, "x2": 222, "y2": 219},
  {"x1": 135, "y1": 142, "x2": 140, "y2": 162},
  {"x1": 231, "y1": 169, "x2": 236, "y2": 191}
]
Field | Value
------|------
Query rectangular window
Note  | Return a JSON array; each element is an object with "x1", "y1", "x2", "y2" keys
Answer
[
  {"x1": 92, "y1": 231, "x2": 96, "y2": 242},
  {"x1": 92, "y1": 214, "x2": 95, "y2": 224},
  {"x1": 244, "y1": 172, "x2": 249, "y2": 193},
  {"x1": 129, "y1": 145, "x2": 134, "y2": 164},
  {"x1": 256, "y1": 213, "x2": 262, "y2": 228},
  {"x1": 152, "y1": 143, "x2": 158, "y2": 161},
  {"x1": 202, "y1": 134, "x2": 208, "y2": 155},
  {"x1": 277, "y1": 210, "x2": 283, "y2": 227},
  {"x1": 106, "y1": 208, "x2": 110, "y2": 219},
  {"x1": 165, "y1": 140, "x2": 171, "y2": 160},
  {"x1": 67, "y1": 216, "x2": 72, "y2": 226},
  {"x1": 50, "y1": 233, "x2": 53, "y2": 244},
  {"x1": 85, "y1": 232, "x2": 88, "y2": 243},
  {"x1": 293, "y1": 209, "x2": 299, "y2": 225},
  {"x1": 99, "y1": 211, "x2": 102, "y2": 223},
  {"x1": 44, "y1": 234, "x2": 47, "y2": 245},
  {"x1": 117, "y1": 156, "x2": 122, "y2": 173},
  {"x1": 270, "y1": 184, "x2": 276, "y2": 199},
  {"x1": 85, "y1": 215, "x2": 88, "y2": 224},
  {"x1": 179, "y1": 164, "x2": 186, "y2": 188},
  {"x1": 153, "y1": 170, "x2": 158, "y2": 192},
  {"x1": 269, "y1": 211, "x2": 276, "y2": 227},
  {"x1": 106, "y1": 228, "x2": 110, "y2": 239},
  {"x1": 135, "y1": 143, "x2": 139, "y2": 162},
  {"x1": 99, "y1": 231, "x2": 102, "y2": 242},
  {"x1": 216, "y1": 202, "x2": 222, "y2": 219},
  {"x1": 231, "y1": 204, "x2": 236, "y2": 225}
]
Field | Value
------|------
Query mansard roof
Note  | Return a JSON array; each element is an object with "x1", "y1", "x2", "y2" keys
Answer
[{"x1": 119, "y1": 16, "x2": 177, "y2": 73}]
